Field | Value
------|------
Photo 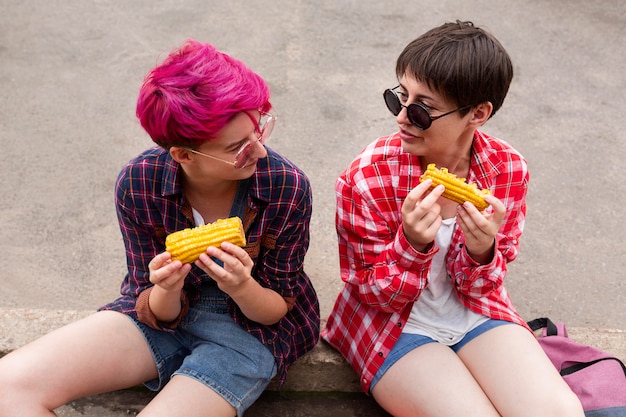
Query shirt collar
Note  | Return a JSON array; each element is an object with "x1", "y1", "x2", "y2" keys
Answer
[
  {"x1": 470, "y1": 130, "x2": 504, "y2": 187},
  {"x1": 247, "y1": 152, "x2": 273, "y2": 203},
  {"x1": 161, "y1": 150, "x2": 183, "y2": 197}
]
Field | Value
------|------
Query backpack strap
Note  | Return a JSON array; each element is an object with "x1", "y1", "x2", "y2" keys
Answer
[
  {"x1": 527, "y1": 317, "x2": 558, "y2": 336},
  {"x1": 561, "y1": 357, "x2": 626, "y2": 377}
]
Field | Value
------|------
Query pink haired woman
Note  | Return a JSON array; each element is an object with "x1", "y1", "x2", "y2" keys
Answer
[{"x1": 0, "y1": 39, "x2": 320, "y2": 417}]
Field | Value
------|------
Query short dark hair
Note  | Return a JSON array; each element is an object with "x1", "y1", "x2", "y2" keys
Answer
[{"x1": 396, "y1": 20, "x2": 513, "y2": 118}]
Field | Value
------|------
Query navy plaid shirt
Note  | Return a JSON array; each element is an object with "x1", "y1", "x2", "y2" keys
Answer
[{"x1": 100, "y1": 146, "x2": 320, "y2": 385}]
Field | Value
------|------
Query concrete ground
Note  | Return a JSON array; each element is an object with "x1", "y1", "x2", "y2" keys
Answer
[{"x1": 1, "y1": 0, "x2": 624, "y2": 415}]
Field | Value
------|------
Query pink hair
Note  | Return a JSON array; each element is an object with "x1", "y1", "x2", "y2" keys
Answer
[{"x1": 136, "y1": 39, "x2": 271, "y2": 148}]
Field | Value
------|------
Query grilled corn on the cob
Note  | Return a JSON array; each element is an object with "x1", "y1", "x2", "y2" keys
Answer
[
  {"x1": 420, "y1": 163, "x2": 490, "y2": 210},
  {"x1": 165, "y1": 217, "x2": 246, "y2": 263}
]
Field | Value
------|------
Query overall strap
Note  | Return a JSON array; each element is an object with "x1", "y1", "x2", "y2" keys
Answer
[{"x1": 229, "y1": 178, "x2": 251, "y2": 221}]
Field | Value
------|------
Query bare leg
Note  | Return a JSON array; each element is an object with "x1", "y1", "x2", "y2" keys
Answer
[
  {"x1": 371, "y1": 342, "x2": 501, "y2": 417},
  {"x1": 0, "y1": 311, "x2": 157, "y2": 417},
  {"x1": 139, "y1": 375, "x2": 236, "y2": 417},
  {"x1": 457, "y1": 324, "x2": 584, "y2": 417}
]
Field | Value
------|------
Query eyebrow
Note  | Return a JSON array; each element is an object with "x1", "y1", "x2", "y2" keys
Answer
[
  {"x1": 398, "y1": 83, "x2": 442, "y2": 108},
  {"x1": 224, "y1": 137, "x2": 248, "y2": 152},
  {"x1": 399, "y1": 86, "x2": 432, "y2": 101}
]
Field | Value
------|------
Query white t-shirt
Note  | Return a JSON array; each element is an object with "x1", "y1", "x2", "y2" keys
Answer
[
  {"x1": 402, "y1": 217, "x2": 488, "y2": 345},
  {"x1": 192, "y1": 207, "x2": 205, "y2": 226}
]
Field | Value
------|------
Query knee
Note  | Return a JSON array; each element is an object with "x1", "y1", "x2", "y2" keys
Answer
[
  {"x1": 0, "y1": 367, "x2": 20, "y2": 414},
  {"x1": 548, "y1": 389, "x2": 585, "y2": 417},
  {"x1": 519, "y1": 382, "x2": 584, "y2": 417},
  {"x1": 0, "y1": 355, "x2": 44, "y2": 415}
]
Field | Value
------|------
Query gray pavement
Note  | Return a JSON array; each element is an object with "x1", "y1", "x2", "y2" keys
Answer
[{"x1": 1, "y1": 0, "x2": 625, "y2": 415}]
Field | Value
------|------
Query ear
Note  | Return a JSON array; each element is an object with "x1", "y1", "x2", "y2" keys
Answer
[
  {"x1": 169, "y1": 146, "x2": 193, "y2": 164},
  {"x1": 469, "y1": 102, "x2": 493, "y2": 127}
]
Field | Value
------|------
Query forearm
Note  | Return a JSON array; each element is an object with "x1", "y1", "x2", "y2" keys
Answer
[
  {"x1": 452, "y1": 241, "x2": 507, "y2": 298},
  {"x1": 148, "y1": 285, "x2": 183, "y2": 323},
  {"x1": 466, "y1": 239, "x2": 495, "y2": 264},
  {"x1": 342, "y1": 227, "x2": 432, "y2": 311},
  {"x1": 229, "y1": 279, "x2": 288, "y2": 325}
]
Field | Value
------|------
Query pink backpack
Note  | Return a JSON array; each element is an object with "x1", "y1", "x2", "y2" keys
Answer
[{"x1": 528, "y1": 317, "x2": 626, "y2": 417}]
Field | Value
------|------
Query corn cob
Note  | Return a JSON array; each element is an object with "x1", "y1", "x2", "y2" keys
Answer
[
  {"x1": 165, "y1": 217, "x2": 246, "y2": 263},
  {"x1": 419, "y1": 163, "x2": 490, "y2": 210}
]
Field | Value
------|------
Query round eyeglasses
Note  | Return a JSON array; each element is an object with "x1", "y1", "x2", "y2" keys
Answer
[
  {"x1": 383, "y1": 86, "x2": 472, "y2": 130},
  {"x1": 185, "y1": 111, "x2": 276, "y2": 169}
]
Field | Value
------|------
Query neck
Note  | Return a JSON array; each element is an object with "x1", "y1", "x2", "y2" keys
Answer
[
  {"x1": 181, "y1": 174, "x2": 240, "y2": 223},
  {"x1": 420, "y1": 150, "x2": 472, "y2": 176},
  {"x1": 421, "y1": 130, "x2": 474, "y2": 174},
  {"x1": 182, "y1": 171, "x2": 238, "y2": 200}
]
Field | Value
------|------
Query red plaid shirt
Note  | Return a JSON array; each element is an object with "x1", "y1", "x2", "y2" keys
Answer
[{"x1": 321, "y1": 130, "x2": 530, "y2": 393}]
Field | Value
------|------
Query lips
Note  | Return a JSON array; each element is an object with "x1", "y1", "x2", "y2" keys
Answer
[
  {"x1": 398, "y1": 127, "x2": 422, "y2": 142},
  {"x1": 240, "y1": 160, "x2": 258, "y2": 169}
]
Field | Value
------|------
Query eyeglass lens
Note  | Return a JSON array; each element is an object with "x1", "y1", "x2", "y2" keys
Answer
[
  {"x1": 234, "y1": 114, "x2": 276, "y2": 169},
  {"x1": 384, "y1": 89, "x2": 433, "y2": 130}
]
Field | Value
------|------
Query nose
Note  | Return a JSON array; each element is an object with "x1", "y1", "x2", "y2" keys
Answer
[
  {"x1": 252, "y1": 137, "x2": 268, "y2": 159},
  {"x1": 395, "y1": 105, "x2": 410, "y2": 126},
  {"x1": 242, "y1": 135, "x2": 267, "y2": 166}
]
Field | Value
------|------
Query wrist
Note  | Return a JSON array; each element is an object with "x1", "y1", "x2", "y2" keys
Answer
[
  {"x1": 466, "y1": 240, "x2": 495, "y2": 265},
  {"x1": 149, "y1": 285, "x2": 183, "y2": 322},
  {"x1": 402, "y1": 227, "x2": 433, "y2": 254},
  {"x1": 223, "y1": 275, "x2": 255, "y2": 299}
]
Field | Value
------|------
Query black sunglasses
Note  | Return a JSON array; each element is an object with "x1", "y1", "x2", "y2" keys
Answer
[{"x1": 383, "y1": 86, "x2": 472, "y2": 130}]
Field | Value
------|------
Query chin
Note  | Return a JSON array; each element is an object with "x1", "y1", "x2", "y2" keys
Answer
[{"x1": 401, "y1": 139, "x2": 427, "y2": 155}]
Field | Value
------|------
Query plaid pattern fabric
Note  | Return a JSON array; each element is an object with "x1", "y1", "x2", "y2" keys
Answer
[
  {"x1": 322, "y1": 130, "x2": 530, "y2": 393},
  {"x1": 100, "y1": 146, "x2": 320, "y2": 385}
]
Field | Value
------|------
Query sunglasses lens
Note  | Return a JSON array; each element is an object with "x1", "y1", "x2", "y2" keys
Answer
[
  {"x1": 235, "y1": 113, "x2": 275, "y2": 169},
  {"x1": 384, "y1": 90, "x2": 402, "y2": 116},
  {"x1": 384, "y1": 89, "x2": 431, "y2": 130},
  {"x1": 234, "y1": 142, "x2": 253, "y2": 169},
  {"x1": 407, "y1": 104, "x2": 431, "y2": 130},
  {"x1": 259, "y1": 114, "x2": 275, "y2": 143}
]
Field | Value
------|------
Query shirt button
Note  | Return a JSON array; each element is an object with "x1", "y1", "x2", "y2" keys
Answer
[
  {"x1": 397, "y1": 322, "x2": 402, "y2": 328},
  {"x1": 378, "y1": 352, "x2": 383, "y2": 357}
]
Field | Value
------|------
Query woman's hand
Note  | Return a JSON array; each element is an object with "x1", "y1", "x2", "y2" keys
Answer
[
  {"x1": 195, "y1": 242, "x2": 254, "y2": 294},
  {"x1": 401, "y1": 179, "x2": 445, "y2": 252},
  {"x1": 149, "y1": 252, "x2": 190, "y2": 293},
  {"x1": 456, "y1": 194, "x2": 506, "y2": 264},
  {"x1": 148, "y1": 252, "x2": 191, "y2": 322},
  {"x1": 195, "y1": 242, "x2": 288, "y2": 325}
]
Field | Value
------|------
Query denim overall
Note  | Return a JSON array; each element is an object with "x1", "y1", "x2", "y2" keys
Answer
[
  {"x1": 198, "y1": 177, "x2": 250, "y2": 312},
  {"x1": 136, "y1": 178, "x2": 276, "y2": 415}
]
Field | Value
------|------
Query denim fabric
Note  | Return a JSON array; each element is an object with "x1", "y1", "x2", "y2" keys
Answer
[
  {"x1": 369, "y1": 319, "x2": 513, "y2": 392},
  {"x1": 129, "y1": 286, "x2": 277, "y2": 416}
]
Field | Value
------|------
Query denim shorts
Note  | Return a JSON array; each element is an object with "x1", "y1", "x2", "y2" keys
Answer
[
  {"x1": 369, "y1": 319, "x2": 513, "y2": 392},
  {"x1": 129, "y1": 285, "x2": 277, "y2": 417}
]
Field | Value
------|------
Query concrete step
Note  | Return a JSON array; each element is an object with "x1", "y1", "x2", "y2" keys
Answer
[
  {"x1": 2, "y1": 308, "x2": 624, "y2": 416},
  {"x1": 54, "y1": 389, "x2": 392, "y2": 417}
]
